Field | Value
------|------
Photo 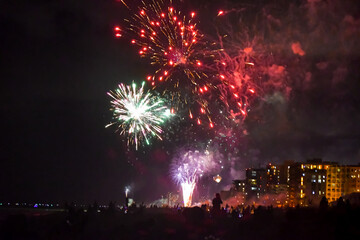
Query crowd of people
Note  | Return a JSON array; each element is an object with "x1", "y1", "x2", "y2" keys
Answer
[{"x1": 1, "y1": 194, "x2": 359, "y2": 239}]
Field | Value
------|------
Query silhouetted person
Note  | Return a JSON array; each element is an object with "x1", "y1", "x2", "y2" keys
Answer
[
  {"x1": 336, "y1": 197, "x2": 345, "y2": 208},
  {"x1": 231, "y1": 206, "x2": 239, "y2": 219},
  {"x1": 212, "y1": 193, "x2": 223, "y2": 217},
  {"x1": 319, "y1": 196, "x2": 328, "y2": 211},
  {"x1": 212, "y1": 193, "x2": 223, "y2": 210}
]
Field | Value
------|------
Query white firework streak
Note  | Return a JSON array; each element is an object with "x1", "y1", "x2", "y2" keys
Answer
[
  {"x1": 171, "y1": 150, "x2": 218, "y2": 207},
  {"x1": 106, "y1": 81, "x2": 172, "y2": 149}
]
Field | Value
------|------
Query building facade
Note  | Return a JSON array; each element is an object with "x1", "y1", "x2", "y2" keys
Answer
[
  {"x1": 245, "y1": 168, "x2": 267, "y2": 200},
  {"x1": 326, "y1": 165, "x2": 360, "y2": 202}
]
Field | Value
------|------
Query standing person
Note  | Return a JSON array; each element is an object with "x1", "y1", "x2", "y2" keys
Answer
[{"x1": 212, "y1": 193, "x2": 223, "y2": 216}]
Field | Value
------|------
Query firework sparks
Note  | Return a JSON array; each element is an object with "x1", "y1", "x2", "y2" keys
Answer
[
  {"x1": 124, "y1": 0, "x2": 208, "y2": 83},
  {"x1": 125, "y1": 186, "x2": 130, "y2": 197},
  {"x1": 106, "y1": 81, "x2": 173, "y2": 149},
  {"x1": 171, "y1": 149, "x2": 217, "y2": 207},
  {"x1": 215, "y1": 48, "x2": 258, "y2": 121},
  {"x1": 117, "y1": 0, "x2": 219, "y2": 127}
]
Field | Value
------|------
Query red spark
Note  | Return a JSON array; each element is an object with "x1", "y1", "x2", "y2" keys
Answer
[
  {"x1": 197, "y1": 119, "x2": 201, "y2": 125},
  {"x1": 233, "y1": 93, "x2": 239, "y2": 98},
  {"x1": 199, "y1": 88, "x2": 204, "y2": 93},
  {"x1": 161, "y1": 13, "x2": 165, "y2": 18},
  {"x1": 115, "y1": 33, "x2": 122, "y2": 37},
  {"x1": 241, "y1": 109, "x2": 246, "y2": 115},
  {"x1": 114, "y1": 26, "x2": 121, "y2": 31},
  {"x1": 209, "y1": 122, "x2": 214, "y2": 128},
  {"x1": 140, "y1": 10, "x2": 145, "y2": 15},
  {"x1": 197, "y1": 61, "x2": 202, "y2": 66},
  {"x1": 204, "y1": 86, "x2": 208, "y2": 91},
  {"x1": 218, "y1": 10, "x2": 224, "y2": 16},
  {"x1": 249, "y1": 89, "x2": 255, "y2": 93},
  {"x1": 189, "y1": 112, "x2": 193, "y2": 119},
  {"x1": 147, "y1": 76, "x2": 152, "y2": 81},
  {"x1": 131, "y1": 40, "x2": 136, "y2": 44},
  {"x1": 220, "y1": 74, "x2": 225, "y2": 79},
  {"x1": 200, "y1": 108, "x2": 205, "y2": 114},
  {"x1": 191, "y1": 12, "x2": 195, "y2": 18}
]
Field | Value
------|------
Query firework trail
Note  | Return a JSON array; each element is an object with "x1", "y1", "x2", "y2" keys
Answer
[
  {"x1": 116, "y1": 0, "x2": 220, "y2": 128},
  {"x1": 106, "y1": 81, "x2": 173, "y2": 150},
  {"x1": 171, "y1": 149, "x2": 218, "y2": 206}
]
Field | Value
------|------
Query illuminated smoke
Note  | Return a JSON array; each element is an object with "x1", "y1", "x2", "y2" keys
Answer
[{"x1": 170, "y1": 149, "x2": 218, "y2": 206}]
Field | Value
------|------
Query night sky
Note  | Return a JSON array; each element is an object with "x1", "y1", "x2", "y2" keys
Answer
[{"x1": 1, "y1": 0, "x2": 360, "y2": 204}]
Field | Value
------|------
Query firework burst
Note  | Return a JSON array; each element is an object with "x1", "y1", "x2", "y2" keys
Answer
[
  {"x1": 117, "y1": 0, "x2": 219, "y2": 128},
  {"x1": 106, "y1": 81, "x2": 173, "y2": 149},
  {"x1": 171, "y1": 149, "x2": 217, "y2": 206},
  {"x1": 215, "y1": 48, "x2": 259, "y2": 121}
]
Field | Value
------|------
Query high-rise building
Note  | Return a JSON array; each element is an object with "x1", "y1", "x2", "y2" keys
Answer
[
  {"x1": 245, "y1": 168, "x2": 267, "y2": 200},
  {"x1": 326, "y1": 165, "x2": 360, "y2": 202},
  {"x1": 232, "y1": 179, "x2": 246, "y2": 193},
  {"x1": 288, "y1": 159, "x2": 336, "y2": 206},
  {"x1": 227, "y1": 160, "x2": 359, "y2": 207}
]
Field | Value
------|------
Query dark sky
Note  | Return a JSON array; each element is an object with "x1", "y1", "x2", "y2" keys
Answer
[{"x1": 1, "y1": 0, "x2": 360, "y2": 204}]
